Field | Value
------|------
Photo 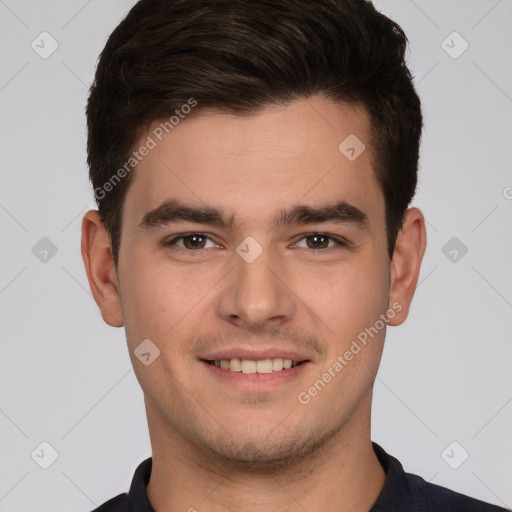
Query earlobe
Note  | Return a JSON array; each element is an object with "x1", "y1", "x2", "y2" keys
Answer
[
  {"x1": 81, "y1": 210, "x2": 124, "y2": 327},
  {"x1": 387, "y1": 207, "x2": 427, "y2": 326}
]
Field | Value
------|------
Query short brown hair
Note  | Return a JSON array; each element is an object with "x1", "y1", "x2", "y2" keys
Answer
[{"x1": 86, "y1": 0, "x2": 422, "y2": 266}]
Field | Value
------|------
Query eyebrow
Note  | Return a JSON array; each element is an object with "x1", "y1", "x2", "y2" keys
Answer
[{"x1": 139, "y1": 198, "x2": 370, "y2": 231}]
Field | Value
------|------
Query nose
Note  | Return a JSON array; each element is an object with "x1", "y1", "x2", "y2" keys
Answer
[{"x1": 215, "y1": 244, "x2": 297, "y2": 332}]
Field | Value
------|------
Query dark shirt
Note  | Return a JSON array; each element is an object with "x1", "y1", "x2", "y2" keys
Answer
[{"x1": 92, "y1": 442, "x2": 510, "y2": 511}]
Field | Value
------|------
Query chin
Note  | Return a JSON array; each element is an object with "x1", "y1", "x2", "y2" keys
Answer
[{"x1": 198, "y1": 424, "x2": 336, "y2": 472}]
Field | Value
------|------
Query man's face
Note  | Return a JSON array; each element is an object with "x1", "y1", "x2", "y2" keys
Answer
[{"x1": 115, "y1": 96, "x2": 393, "y2": 464}]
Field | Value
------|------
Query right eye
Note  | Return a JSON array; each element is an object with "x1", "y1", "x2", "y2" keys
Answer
[{"x1": 163, "y1": 233, "x2": 220, "y2": 252}]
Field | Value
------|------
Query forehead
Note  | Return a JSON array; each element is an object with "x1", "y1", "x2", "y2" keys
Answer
[{"x1": 122, "y1": 96, "x2": 384, "y2": 232}]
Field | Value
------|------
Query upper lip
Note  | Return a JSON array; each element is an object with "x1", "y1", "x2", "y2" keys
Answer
[{"x1": 200, "y1": 348, "x2": 312, "y2": 362}]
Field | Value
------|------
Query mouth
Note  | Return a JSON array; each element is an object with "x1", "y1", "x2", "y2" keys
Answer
[{"x1": 202, "y1": 357, "x2": 309, "y2": 373}]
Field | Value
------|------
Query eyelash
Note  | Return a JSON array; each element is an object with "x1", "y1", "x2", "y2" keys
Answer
[{"x1": 163, "y1": 232, "x2": 349, "y2": 254}]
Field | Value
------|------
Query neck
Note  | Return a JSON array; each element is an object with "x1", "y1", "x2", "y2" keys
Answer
[{"x1": 145, "y1": 393, "x2": 385, "y2": 512}]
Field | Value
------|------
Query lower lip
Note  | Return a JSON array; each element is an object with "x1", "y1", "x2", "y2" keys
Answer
[{"x1": 200, "y1": 360, "x2": 311, "y2": 392}]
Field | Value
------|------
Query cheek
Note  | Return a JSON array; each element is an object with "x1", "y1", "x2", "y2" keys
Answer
[
  {"x1": 296, "y1": 254, "x2": 389, "y2": 341},
  {"x1": 303, "y1": 257, "x2": 389, "y2": 408},
  {"x1": 119, "y1": 250, "x2": 216, "y2": 345},
  {"x1": 118, "y1": 251, "x2": 170, "y2": 343}
]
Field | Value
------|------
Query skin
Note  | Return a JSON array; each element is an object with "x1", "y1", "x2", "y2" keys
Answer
[{"x1": 81, "y1": 95, "x2": 426, "y2": 512}]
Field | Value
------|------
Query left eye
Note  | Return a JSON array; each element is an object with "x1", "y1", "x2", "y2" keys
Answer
[
  {"x1": 163, "y1": 233, "x2": 347, "y2": 251},
  {"x1": 294, "y1": 233, "x2": 347, "y2": 250}
]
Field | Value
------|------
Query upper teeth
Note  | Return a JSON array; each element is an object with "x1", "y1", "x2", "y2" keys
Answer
[{"x1": 213, "y1": 358, "x2": 298, "y2": 373}]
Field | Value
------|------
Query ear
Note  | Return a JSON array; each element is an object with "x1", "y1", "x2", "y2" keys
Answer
[
  {"x1": 387, "y1": 207, "x2": 427, "y2": 326},
  {"x1": 81, "y1": 210, "x2": 124, "y2": 327}
]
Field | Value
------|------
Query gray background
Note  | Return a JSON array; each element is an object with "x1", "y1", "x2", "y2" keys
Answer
[{"x1": 0, "y1": 0, "x2": 511, "y2": 510}]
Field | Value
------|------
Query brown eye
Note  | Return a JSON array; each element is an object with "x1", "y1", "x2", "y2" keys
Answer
[
  {"x1": 181, "y1": 234, "x2": 207, "y2": 249},
  {"x1": 305, "y1": 234, "x2": 330, "y2": 249},
  {"x1": 164, "y1": 233, "x2": 214, "y2": 250},
  {"x1": 295, "y1": 233, "x2": 347, "y2": 251}
]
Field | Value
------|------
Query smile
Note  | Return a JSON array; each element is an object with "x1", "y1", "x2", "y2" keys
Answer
[{"x1": 204, "y1": 358, "x2": 305, "y2": 373}]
